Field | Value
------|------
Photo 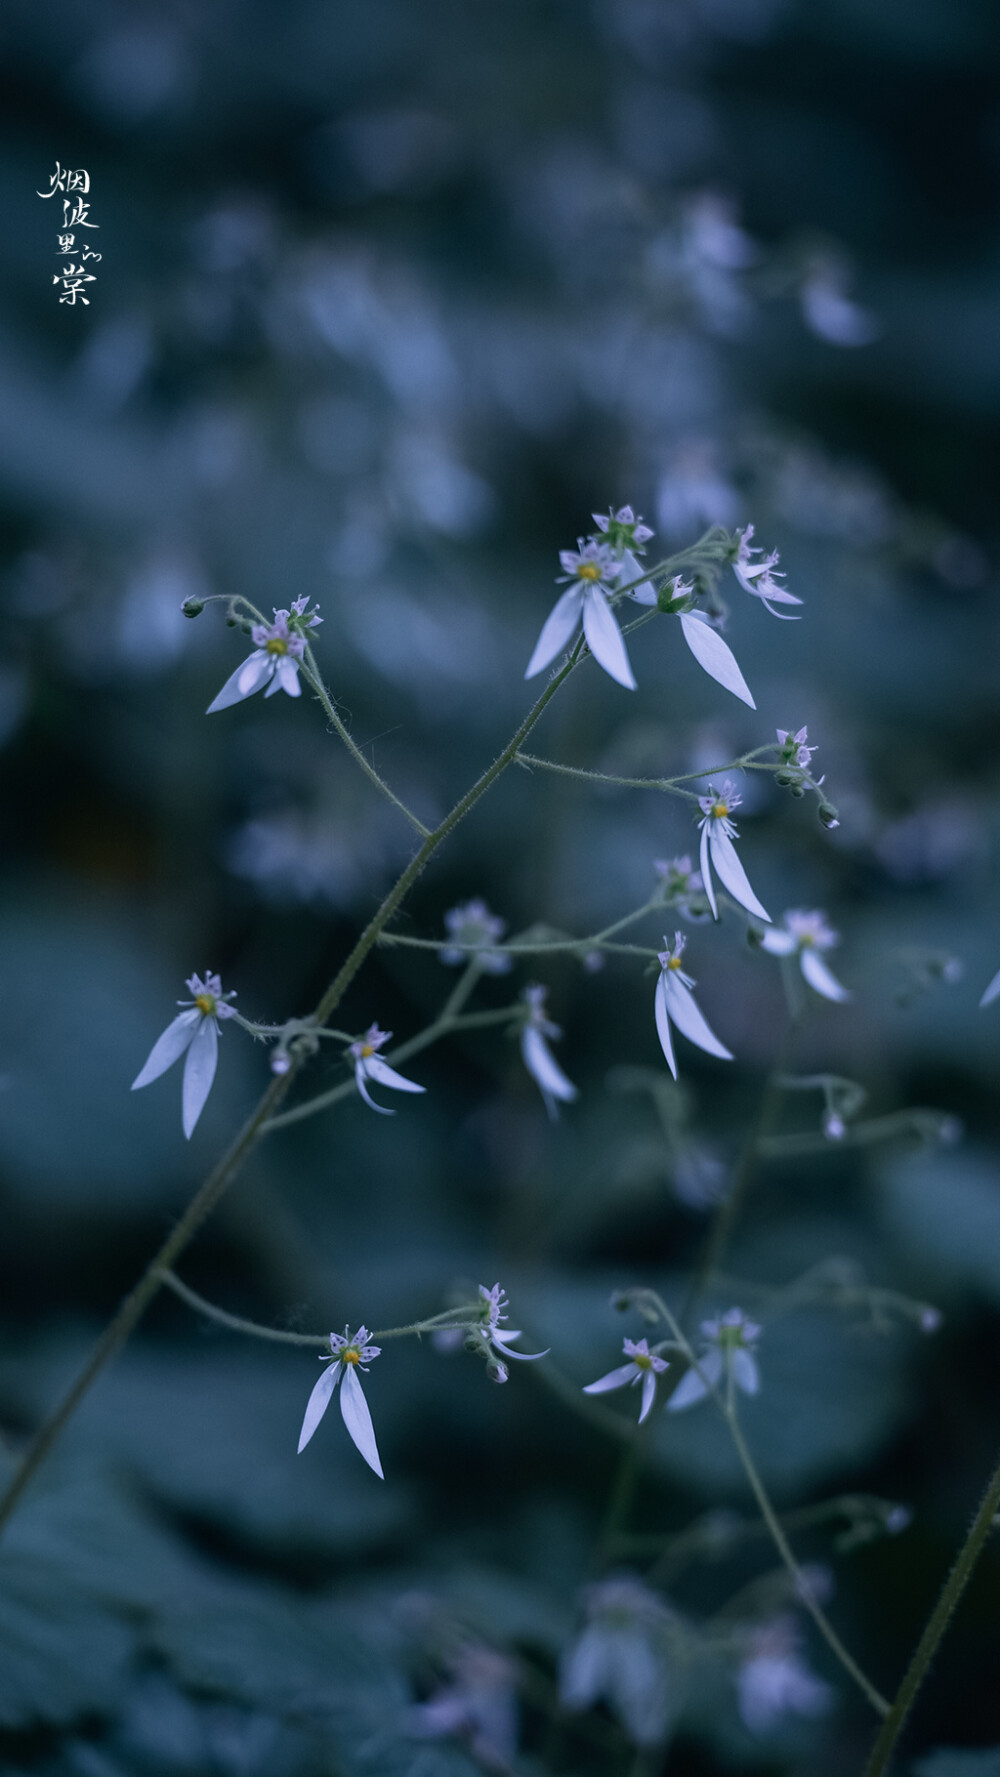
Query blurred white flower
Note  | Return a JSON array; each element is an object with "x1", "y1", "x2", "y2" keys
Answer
[
  {"x1": 439, "y1": 898, "x2": 511, "y2": 973},
  {"x1": 525, "y1": 539, "x2": 636, "y2": 690},
  {"x1": 408, "y1": 1644, "x2": 519, "y2": 1771},
  {"x1": 583, "y1": 1337, "x2": 669, "y2": 1423},
  {"x1": 560, "y1": 1576, "x2": 679, "y2": 1747},
  {"x1": 981, "y1": 967, "x2": 1000, "y2": 1009},
  {"x1": 207, "y1": 598, "x2": 321, "y2": 712},
  {"x1": 669, "y1": 1307, "x2": 761, "y2": 1411},
  {"x1": 349, "y1": 1023, "x2": 427, "y2": 1115},
  {"x1": 736, "y1": 1616, "x2": 832, "y2": 1734},
  {"x1": 131, "y1": 971, "x2": 237, "y2": 1139},
  {"x1": 697, "y1": 782, "x2": 771, "y2": 922},
  {"x1": 731, "y1": 527, "x2": 802, "y2": 620},
  {"x1": 801, "y1": 260, "x2": 879, "y2": 349},
  {"x1": 655, "y1": 934, "x2": 734, "y2": 1081},
  {"x1": 655, "y1": 853, "x2": 710, "y2": 922},
  {"x1": 521, "y1": 985, "x2": 578, "y2": 1119},
  {"x1": 297, "y1": 1326, "x2": 383, "y2": 1477},
  {"x1": 761, "y1": 910, "x2": 850, "y2": 1002}
]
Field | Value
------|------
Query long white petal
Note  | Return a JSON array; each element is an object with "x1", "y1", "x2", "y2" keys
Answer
[
  {"x1": 582, "y1": 587, "x2": 637, "y2": 690},
  {"x1": 760, "y1": 929, "x2": 796, "y2": 956},
  {"x1": 654, "y1": 975, "x2": 678, "y2": 1080},
  {"x1": 181, "y1": 1016, "x2": 219, "y2": 1138},
  {"x1": 663, "y1": 975, "x2": 733, "y2": 1062},
  {"x1": 298, "y1": 1361, "x2": 341, "y2": 1452},
  {"x1": 275, "y1": 656, "x2": 302, "y2": 696},
  {"x1": 981, "y1": 968, "x2": 1000, "y2": 1008},
  {"x1": 639, "y1": 1369, "x2": 657, "y2": 1423},
  {"x1": 709, "y1": 827, "x2": 771, "y2": 922},
  {"x1": 700, "y1": 821, "x2": 718, "y2": 921},
  {"x1": 525, "y1": 588, "x2": 583, "y2": 679},
  {"x1": 206, "y1": 652, "x2": 272, "y2": 713},
  {"x1": 679, "y1": 613, "x2": 755, "y2": 709},
  {"x1": 668, "y1": 1346, "x2": 723, "y2": 1412},
  {"x1": 621, "y1": 549, "x2": 656, "y2": 605},
  {"x1": 801, "y1": 948, "x2": 850, "y2": 1003},
  {"x1": 339, "y1": 1362, "x2": 384, "y2": 1478},
  {"x1": 365, "y1": 1056, "x2": 426, "y2": 1095},
  {"x1": 732, "y1": 1348, "x2": 759, "y2": 1395},
  {"x1": 522, "y1": 1027, "x2": 578, "y2": 1107},
  {"x1": 355, "y1": 1062, "x2": 395, "y2": 1115},
  {"x1": 131, "y1": 1010, "x2": 199, "y2": 1090},
  {"x1": 583, "y1": 1363, "x2": 639, "y2": 1395},
  {"x1": 760, "y1": 598, "x2": 802, "y2": 621}
]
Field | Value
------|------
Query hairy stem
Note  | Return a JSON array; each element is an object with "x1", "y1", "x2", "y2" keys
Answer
[
  {"x1": 862, "y1": 1445, "x2": 1000, "y2": 1777},
  {"x1": 302, "y1": 649, "x2": 431, "y2": 837}
]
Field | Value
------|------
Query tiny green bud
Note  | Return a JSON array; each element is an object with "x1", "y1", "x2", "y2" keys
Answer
[
  {"x1": 818, "y1": 801, "x2": 840, "y2": 828},
  {"x1": 775, "y1": 772, "x2": 794, "y2": 788},
  {"x1": 181, "y1": 597, "x2": 205, "y2": 619}
]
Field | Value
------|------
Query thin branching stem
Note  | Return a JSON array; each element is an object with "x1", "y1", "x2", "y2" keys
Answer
[{"x1": 302, "y1": 649, "x2": 431, "y2": 837}]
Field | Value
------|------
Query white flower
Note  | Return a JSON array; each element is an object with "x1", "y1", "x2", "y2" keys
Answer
[
  {"x1": 439, "y1": 898, "x2": 511, "y2": 974},
  {"x1": 654, "y1": 854, "x2": 710, "y2": 922},
  {"x1": 668, "y1": 1307, "x2": 761, "y2": 1411},
  {"x1": 980, "y1": 967, "x2": 1000, "y2": 1009},
  {"x1": 697, "y1": 782, "x2": 771, "y2": 923},
  {"x1": 472, "y1": 1282, "x2": 549, "y2": 1376},
  {"x1": 521, "y1": 985, "x2": 578, "y2": 1119},
  {"x1": 297, "y1": 1326, "x2": 383, "y2": 1477},
  {"x1": 349, "y1": 1023, "x2": 426, "y2": 1115},
  {"x1": 525, "y1": 539, "x2": 636, "y2": 691},
  {"x1": 560, "y1": 1577, "x2": 679, "y2": 1748},
  {"x1": 131, "y1": 971, "x2": 237, "y2": 1139},
  {"x1": 655, "y1": 934, "x2": 734, "y2": 1081},
  {"x1": 801, "y1": 260, "x2": 879, "y2": 349},
  {"x1": 776, "y1": 726, "x2": 817, "y2": 770},
  {"x1": 408, "y1": 1645, "x2": 519, "y2": 1769},
  {"x1": 760, "y1": 910, "x2": 850, "y2": 1002},
  {"x1": 731, "y1": 527, "x2": 802, "y2": 620},
  {"x1": 673, "y1": 594, "x2": 756, "y2": 709},
  {"x1": 583, "y1": 1337, "x2": 669, "y2": 1424},
  {"x1": 592, "y1": 504, "x2": 654, "y2": 549},
  {"x1": 736, "y1": 1617, "x2": 832, "y2": 1734},
  {"x1": 207, "y1": 597, "x2": 321, "y2": 712}
]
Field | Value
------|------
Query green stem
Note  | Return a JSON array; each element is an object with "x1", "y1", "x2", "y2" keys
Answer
[
  {"x1": 515, "y1": 748, "x2": 780, "y2": 799},
  {"x1": 862, "y1": 1446, "x2": 1000, "y2": 1777},
  {"x1": 159, "y1": 1270, "x2": 483, "y2": 1346},
  {"x1": 302, "y1": 650, "x2": 431, "y2": 838}
]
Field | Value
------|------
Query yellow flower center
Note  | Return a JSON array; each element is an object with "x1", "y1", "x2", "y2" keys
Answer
[
  {"x1": 800, "y1": 934, "x2": 815, "y2": 947},
  {"x1": 194, "y1": 993, "x2": 215, "y2": 1015},
  {"x1": 266, "y1": 637, "x2": 288, "y2": 655},
  {"x1": 577, "y1": 562, "x2": 601, "y2": 581},
  {"x1": 342, "y1": 1348, "x2": 361, "y2": 1364},
  {"x1": 632, "y1": 1353, "x2": 652, "y2": 1370},
  {"x1": 711, "y1": 802, "x2": 728, "y2": 819},
  {"x1": 666, "y1": 956, "x2": 683, "y2": 970},
  {"x1": 360, "y1": 1043, "x2": 376, "y2": 1058}
]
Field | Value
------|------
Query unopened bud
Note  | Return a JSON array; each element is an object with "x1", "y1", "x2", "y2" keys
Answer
[
  {"x1": 818, "y1": 802, "x2": 840, "y2": 829},
  {"x1": 486, "y1": 1356, "x2": 509, "y2": 1385},
  {"x1": 822, "y1": 1110, "x2": 846, "y2": 1141},
  {"x1": 181, "y1": 597, "x2": 205, "y2": 619},
  {"x1": 918, "y1": 1305, "x2": 943, "y2": 1334},
  {"x1": 270, "y1": 1050, "x2": 291, "y2": 1075}
]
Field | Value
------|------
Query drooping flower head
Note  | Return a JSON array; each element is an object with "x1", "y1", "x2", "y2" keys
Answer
[
  {"x1": 736, "y1": 1616, "x2": 833, "y2": 1734},
  {"x1": 583, "y1": 1336, "x2": 670, "y2": 1423},
  {"x1": 760, "y1": 910, "x2": 850, "y2": 1002},
  {"x1": 349, "y1": 1023, "x2": 427, "y2": 1115},
  {"x1": 655, "y1": 933, "x2": 734, "y2": 1081},
  {"x1": 439, "y1": 898, "x2": 511, "y2": 974},
  {"x1": 731, "y1": 526, "x2": 802, "y2": 620},
  {"x1": 521, "y1": 985, "x2": 578, "y2": 1120},
  {"x1": 207, "y1": 596, "x2": 322, "y2": 712},
  {"x1": 560, "y1": 1576, "x2": 679, "y2": 1748},
  {"x1": 668, "y1": 1307, "x2": 761, "y2": 1411},
  {"x1": 696, "y1": 781, "x2": 770, "y2": 923},
  {"x1": 470, "y1": 1282, "x2": 548, "y2": 1380},
  {"x1": 297, "y1": 1325, "x2": 383, "y2": 1477},
  {"x1": 776, "y1": 726, "x2": 817, "y2": 770},
  {"x1": 131, "y1": 971, "x2": 238, "y2": 1139}
]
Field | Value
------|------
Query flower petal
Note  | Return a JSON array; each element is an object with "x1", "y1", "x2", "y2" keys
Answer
[
  {"x1": 639, "y1": 1368, "x2": 657, "y2": 1423},
  {"x1": 583, "y1": 1363, "x2": 639, "y2": 1395},
  {"x1": 181, "y1": 1016, "x2": 219, "y2": 1138},
  {"x1": 699, "y1": 821, "x2": 718, "y2": 921},
  {"x1": 355, "y1": 1063, "x2": 395, "y2": 1115},
  {"x1": 708, "y1": 827, "x2": 771, "y2": 922},
  {"x1": 654, "y1": 974, "x2": 678, "y2": 1081},
  {"x1": 663, "y1": 974, "x2": 733, "y2": 1062},
  {"x1": 364, "y1": 1056, "x2": 426, "y2": 1095},
  {"x1": 582, "y1": 588, "x2": 637, "y2": 690},
  {"x1": 131, "y1": 1010, "x2": 199, "y2": 1090},
  {"x1": 297, "y1": 1360, "x2": 341, "y2": 1452},
  {"x1": 981, "y1": 967, "x2": 1000, "y2": 1008},
  {"x1": 339, "y1": 1362, "x2": 384, "y2": 1478},
  {"x1": 679, "y1": 613, "x2": 755, "y2": 709},
  {"x1": 800, "y1": 948, "x2": 850, "y2": 1002},
  {"x1": 524, "y1": 587, "x2": 584, "y2": 679},
  {"x1": 667, "y1": 1366, "x2": 708, "y2": 1411},
  {"x1": 275, "y1": 655, "x2": 302, "y2": 696},
  {"x1": 732, "y1": 1348, "x2": 760, "y2": 1395},
  {"x1": 621, "y1": 549, "x2": 656, "y2": 605},
  {"x1": 206, "y1": 651, "x2": 272, "y2": 713},
  {"x1": 760, "y1": 929, "x2": 797, "y2": 956},
  {"x1": 521, "y1": 1026, "x2": 578, "y2": 1115}
]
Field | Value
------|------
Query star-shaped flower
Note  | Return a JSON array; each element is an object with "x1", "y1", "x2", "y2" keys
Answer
[
  {"x1": 207, "y1": 597, "x2": 321, "y2": 712},
  {"x1": 525, "y1": 539, "x2": 636, "y2": 690},
  {"x1": 297, "y1": 1325, "x2": 383, "y2": 1477},
  {"x1": 439, "y1": 898, "x2": 511, "y2": 974},
  {"x1": 131, "y1": 971, "x2": 237, "y2": 1138},
  {"x1": 760, "y1": 910, "x2": 850, "y2": 1002},
  {"x1": 583, "y1": 1337, "x2": 670, "y2": 1423},
  {"x1": 731, "y1": 527, "x2": 802, "y2": 619},
  {"x1": 349, "y1": 1024, "x2": 426, "y2": 1115},
  {"x1": 655, "y1": 934, "x2": 733, "y2": 1080},
  {"x1": 668, "y1": 1307, "x2": 761, "y2": 1411},
  {"x1": 697, "y1": 781, "x2": 770, "y2": 923}
]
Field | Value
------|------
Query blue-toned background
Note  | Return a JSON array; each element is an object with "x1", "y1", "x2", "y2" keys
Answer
[{"x1": 1, "y1": 2, "x2": 999, "y2": 1773}]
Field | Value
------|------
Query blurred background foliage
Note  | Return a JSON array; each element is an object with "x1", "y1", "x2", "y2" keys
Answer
[{"x1": 1, "y1": 0, "x2": 1000, "y2": 1772}]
